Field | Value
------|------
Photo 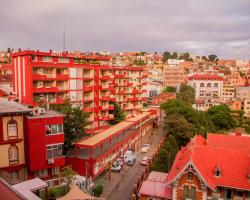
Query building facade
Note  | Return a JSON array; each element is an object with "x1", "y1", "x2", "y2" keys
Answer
[
  {"x1": 25, "y1": 109, "x2": 65, "y2": 180},
  {"x1": 168, "y1": 134, "x2": 250, "y2": 200},
  {"x1": 188, "y1": 74, "x2": 224, "y2": 99},
  {"x1": 66, "y1": 109, "x2": 157, "y2": 179},
  {"x1": 0, "y1": 98, "x2": 31, "y2": 184},
  {"x1": 11, "y1": 50, "x2": 144, "y2": 134},
  {"x1": 163, "y1": 64, "x2": 186, "y2": 87}
]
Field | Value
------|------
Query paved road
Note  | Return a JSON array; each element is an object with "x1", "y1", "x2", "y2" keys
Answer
[{"x1": 95, "y1": 125, "x2": 166, "y2": 200}]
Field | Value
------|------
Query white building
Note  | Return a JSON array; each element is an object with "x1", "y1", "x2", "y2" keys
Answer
[{"x1": 188, "y1": 74, "x2": 224, "y2": 99}]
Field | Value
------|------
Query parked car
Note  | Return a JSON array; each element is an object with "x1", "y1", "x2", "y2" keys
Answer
[
  {"x1": 121, "y1": 150, "x2": 136, "y2": 166},
  {"x1": 140, "y1": 156, "x2": 151, "y2": 166},
  {"x1": 140, "y1": 144, "x2": 151, "y2": 153},
  {"x1": 116, "y1": 158, "x2": 124, "y2": 166},
  {"x1": 111, "y1": 161, "x2": 121, "y2": 172}
]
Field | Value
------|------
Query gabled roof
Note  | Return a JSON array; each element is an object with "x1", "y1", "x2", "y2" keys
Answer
[
  {"x1": 167, "y1": 133, "x2": 250, "y2": 191},
  {"x1": 0, "y1": 98, "x2": 31, "y2": 115}
]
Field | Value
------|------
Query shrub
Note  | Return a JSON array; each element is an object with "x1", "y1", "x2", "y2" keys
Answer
[{"x1": 93, "y1": 185, "x2": 103, "y2": 197}]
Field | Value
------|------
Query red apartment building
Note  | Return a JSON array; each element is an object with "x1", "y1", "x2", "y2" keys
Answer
[
  {"x1": 25, "y1": 109, "x2": 65, "y2": 180},
  {"x1": 0, "y1": 98, "x2": 65, "y2": 185},
  {"x1": 11, "y1": 50, "x2": 144, "y2": 134},
  {"x1": 66, "y1": 109, "x2": 157, "y2": 179}
]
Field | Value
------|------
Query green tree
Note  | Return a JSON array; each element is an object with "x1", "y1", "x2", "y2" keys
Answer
[
  {"x1": 162, "y1": 51, "x2": 172, "y2": 63},
  {"x1": 208, "y1": 54, "x2": 218, "y2": 61},
  {"x1": 162, "y1": 86, "x2": 176, "y2": 93},
  {"x1": 202, "y1": 56, "x2": 207, "y2": 61},
  {"x1": 176, "y1": 84, "x2": 195, "y2": 104},
  {"x1": 208, "y1": 104, "x2": 236, "y2": 131},
  {"x1": 109, "y1": 102, "x2": 126, "y2": 125},
  {"x1": 50, "y1": 100, "x2": 89, "y2": 154},
  {"x1": 60, "y1": 166, "x2": 77, "y2": 192},
  {"x1": 172, "y1": 52, "x2": 178, "y2": 59}
]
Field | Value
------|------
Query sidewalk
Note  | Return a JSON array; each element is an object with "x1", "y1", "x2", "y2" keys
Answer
[{"x1": 94, "y1": 126, "x2": 166, "y2": 200}]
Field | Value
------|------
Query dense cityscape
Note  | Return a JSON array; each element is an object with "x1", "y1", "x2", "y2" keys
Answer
[{"x1": 0, "y1": 1, "x2": 250, "y2": 200}]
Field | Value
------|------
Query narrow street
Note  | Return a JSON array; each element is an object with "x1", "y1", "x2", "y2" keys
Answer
[{"x1": 95, "y1": 125, "x2": 166, "y2": 200}]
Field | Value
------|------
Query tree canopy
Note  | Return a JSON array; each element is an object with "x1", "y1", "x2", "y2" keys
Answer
[
  {"x1": 109, "y1": 102, "x2": 126, "y2": 125},
  {"x1": 50, "y1": 100, "x2": 89, "y2": 154},
  {"x1": 162, "y1": 86, "x2": 176, "y2": 93},
  {"x1": 176, "y1": 84, "x2": 195, "y2": 104}
]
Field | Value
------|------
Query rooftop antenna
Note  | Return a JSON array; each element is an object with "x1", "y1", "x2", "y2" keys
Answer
[{"x1": 63, "y1": 17, "x2": 66, "y2": 51}]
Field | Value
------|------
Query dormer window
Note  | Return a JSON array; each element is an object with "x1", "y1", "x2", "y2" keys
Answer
[{"x1": 215, "y1": 168, "x2": 221, "y2": 177}]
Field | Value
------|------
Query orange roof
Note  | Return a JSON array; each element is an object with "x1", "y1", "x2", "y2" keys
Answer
[{"x1": 168, "y1": 133, "x2": 250, "y2": 191}]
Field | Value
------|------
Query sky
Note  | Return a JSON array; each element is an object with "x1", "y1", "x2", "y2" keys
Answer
[{"x1": 0, "y1": 0, "x2": 249, "y2": 59}]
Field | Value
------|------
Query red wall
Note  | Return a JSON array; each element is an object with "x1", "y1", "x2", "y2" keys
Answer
[{"x1": 25, "y1": 116, "x2": 65, "y2": 173}]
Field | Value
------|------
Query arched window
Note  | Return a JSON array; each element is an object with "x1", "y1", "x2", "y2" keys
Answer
[
  {"x1": 214, "y1": 83, "x2": 218, "y2": 87},
  {"x1": 190, "y1": 186, "x2": 196, "y2": 199},
  {"x1": 200, "y1": 83, "x2": 204, "y2": 87},
  {"x1": 9, "y1": 146, "x2": 19, "y2": 165},
  {"x1": 207, "y1": 83, "x2": 211, "y2": 87},
  {"x1": 7, "y1": 119, "x2": 18, "y2": 139},
  {"x1": 183, "y1": 185, "x2": 189, "y2": 199}
]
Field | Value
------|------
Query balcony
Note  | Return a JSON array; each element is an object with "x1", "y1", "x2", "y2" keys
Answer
[
  {"x1": 99, "y1": 115, "x2": 110, "y2": 121},
  {"x1": 33, "y1": 86, "x2": 58, "y2": 93},
  {"x1": 57, "y1": 86, "x2": 69, "y2": 91},
  {"x1": 117, "y1": 90, "x2": 126, "y2": 95},
  {"x1": 82, "y1": 75, "x2": 93, "y2": 80},
  {"x1": 109, "y1": 95, "x2": 115, "y2": 101},
  {"x1": 99, "y1": 96, "x2": 109, "y2": 101},
  {"x1": 109, "y1": 105, "x2": 114, "y2": 110},
  {"x1": 100, "y1": 75, "x2": 110, "y2": 80},
  {"x1": 32, "y1": 74, "x2": 48, "y2": 80},
  {"x1": 109, "y1": 86, "x2": 115, "y2": 91},
  {"x1": 132, "y1": 89, "x2": 141, "y2": 94},
  {"x1": 109, "y1": 114, "x2": 114, "y2": 119},
  {"x1": 101, "y1": 85, "x2": 109, "y2": 90},
  {"x1": 127, "y1": 97, "x2": 139, "y2": 101},
  {"x1": 83, "y1": 86, "x2": 93, "y2": 92},
  {"x1": 56, "y1": 74, "x2": 69, "y2": 80},
  {"x1": 82, "y1": 97, "x2": 93, "y2": 102}
]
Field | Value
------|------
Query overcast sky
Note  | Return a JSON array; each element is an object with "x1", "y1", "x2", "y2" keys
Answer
[{"x1": 0, "y1": 0, "x2": 249, "y2": 59}]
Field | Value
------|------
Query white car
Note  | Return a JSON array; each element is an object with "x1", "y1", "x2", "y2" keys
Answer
[
  {"x1": 116, "y1": 158, "x2": 124, "y2": 166},
  {"x1": 140, "y1": 156, "x2": 151, "y2": 166},
  {"x1": 111, "y1": 161, "x2": 121, "y2": 172},
  {"x1": 140, "y1": 144, "x2": 151, "y2": 153}
]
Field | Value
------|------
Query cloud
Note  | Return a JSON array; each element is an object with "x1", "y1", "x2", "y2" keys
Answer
[{"x1": 0, "y1": 0, "x2": 249, "y2": 59}]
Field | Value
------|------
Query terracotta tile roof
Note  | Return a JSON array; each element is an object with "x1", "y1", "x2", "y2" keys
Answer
[
  {"x1": 167, "y1": 133, "x2": 250, "y2": 191},
  {"x1": 188, "y1": 74, "x2": 224, "y2": 81}
]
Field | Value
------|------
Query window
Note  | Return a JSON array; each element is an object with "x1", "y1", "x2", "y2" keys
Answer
[
  {"x1": 47, "y1": 144, "x2": 63, "y2": 159},
  {"x1": 207, "y1": 83, "x2": 211, "y2": 87},
  {"x1": 214, "y1": 83, "x2": 218, "y2": 87},
  {"x1": 58, "y1": 57, "x2": 69, "y2": 63},
  {"x1": 183, "y1": 185, "x2": 196, "y2": 200},
  {"x1": 9, "y1": 146, "x2": 19, "y2": 165},
  {"x1": 35, "y1": 169, "x2": 48, "y2": 177},
  {"x1": 200, "y1": 83, "x2": 204, "y2": 87},
  {"x1": 188, "y1": 172, "x2": 193, "y2": 180},
  {"x1": 215, "y1": 168, "x2": 221, "y2": 177},
  {"x1": 190, "y1": 186, "x2": 196, "y2": 199},
  {"x1": 31, "y1": 55, "x2": 37, "y2": 61},
  {"x1": 52, "y1": 167, "x2": 60, "y2": 175},
  {"x1": 7, "y1": 119, "x2": 18, "y2": 139},
  {"x1": 42, "y1": 56, "x2": 52, "y2": 62},
  {"x1": 10, "y1": 171, "x2": 19, "y2": 183},
  {"x1": 183, "y1": 185, "x2": 189, "y2": 199},
  {"x1": 46, "y1": 124, "x2": 63, "y2": 135}
]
